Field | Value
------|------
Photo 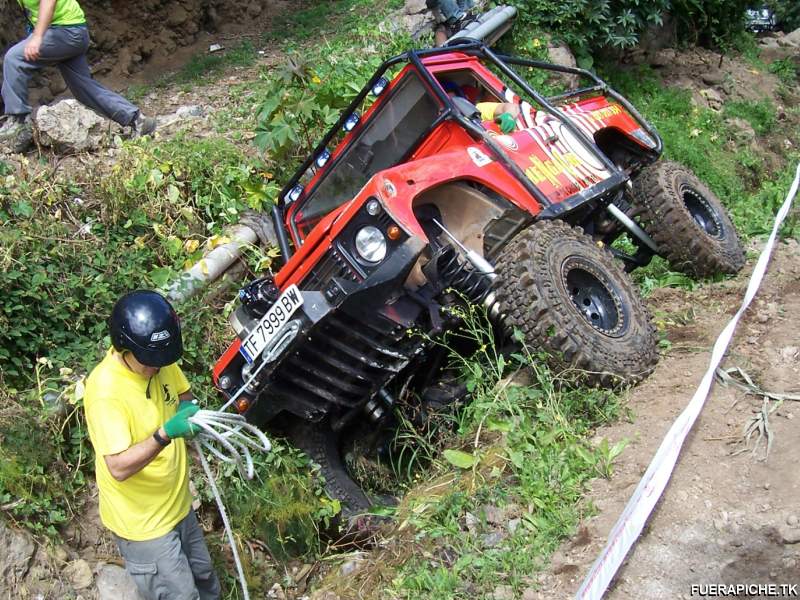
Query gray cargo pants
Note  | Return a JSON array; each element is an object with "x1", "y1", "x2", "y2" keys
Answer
[
  {"x1": 2, "y1": 25, "x2": 138, "y2": 126},
  {"x1": 113, "y1": 510, "x2": 221, "y2": 600}
]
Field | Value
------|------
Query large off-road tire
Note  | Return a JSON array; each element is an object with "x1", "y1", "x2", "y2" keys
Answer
[
  {"x1": 631, "y1": 161, "x2": 745, "y2": 277},
  {"x1": 495, "y1": 220, "x2": 658, "y2": 385},
  {"x1": 287, "y1": 420, "x2": 371, "y2": 517}
]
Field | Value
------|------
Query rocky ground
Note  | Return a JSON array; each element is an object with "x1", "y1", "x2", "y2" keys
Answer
[{"x1": 532, "y1": 238, "x2": 800, "y2": 599}]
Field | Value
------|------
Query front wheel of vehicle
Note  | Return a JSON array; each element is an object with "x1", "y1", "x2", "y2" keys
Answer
[
  {"x1": 494, "y1": 220, "x2": 658, "y2": 386},
  {"x1": 631, "y1": 161, "x2": 745, "y2": 277}
]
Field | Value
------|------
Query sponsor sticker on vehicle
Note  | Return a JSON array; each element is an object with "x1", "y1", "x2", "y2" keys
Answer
[
  {"x1": 467, "y1": 146, "x2": 492, "y2": 167},
  {"x1": 496, "y1": 135, "x2": 518, "y2": 151},
  {"x1": 239, "y1": 284, "x2": 303, "y2": 364}
]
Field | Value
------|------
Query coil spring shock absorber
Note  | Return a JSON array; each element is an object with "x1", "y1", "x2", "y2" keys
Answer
[{"x1": 435, "y1": 246, "x2": 503, "y2": 321}]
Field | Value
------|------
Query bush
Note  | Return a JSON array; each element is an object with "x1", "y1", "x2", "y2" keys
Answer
[
  {"x1": 767, "y1": 0, "x2": 800, "y2": 31},
  {"x1": 671, "y1": 0, "x2": 749, "y2": 47},
  {"x1": 508, "y1": 0, "x2": 670, "y2": 57},
  {"x1": 507, "y1": 0, "x2": 749, "y2": 57}
]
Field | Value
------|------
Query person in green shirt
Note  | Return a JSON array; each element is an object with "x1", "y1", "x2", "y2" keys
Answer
[{"x1": 0, "y1": 0, "x2": 157, "y2": 152}]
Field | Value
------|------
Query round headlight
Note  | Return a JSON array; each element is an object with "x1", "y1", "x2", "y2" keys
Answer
[{"x1": 355, "y1": 226, "x2": 387, "y2": 263}]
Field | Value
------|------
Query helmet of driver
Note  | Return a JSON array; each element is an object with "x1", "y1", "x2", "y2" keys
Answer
[{"x1": 109, "y1": 290, "x2": 183, "y2": 367}]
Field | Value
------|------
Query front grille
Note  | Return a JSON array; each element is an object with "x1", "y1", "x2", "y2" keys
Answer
[
  {"x1": 303, "y1": 246, "x2": 363, "y2": 290},
  {"x1": 268, "y1": 311, "x2": 418, "y2": 413}
]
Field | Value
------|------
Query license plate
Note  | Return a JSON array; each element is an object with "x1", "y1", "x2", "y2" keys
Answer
[{"x1": 239, "y1": 284, "x2": 303, "y2": 364}]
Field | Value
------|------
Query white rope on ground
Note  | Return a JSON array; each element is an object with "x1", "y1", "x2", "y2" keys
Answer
[
  {"x1": 576, "y1": 162, "x2": 800, "y2": 600},
  {"x1": 189, "y1": 409, "x2": 272, "y2": 600}
]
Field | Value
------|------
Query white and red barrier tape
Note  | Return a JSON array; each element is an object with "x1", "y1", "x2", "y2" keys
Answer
[{"x1": 576, "y1": 162, "x2": 800, "y2": 600}]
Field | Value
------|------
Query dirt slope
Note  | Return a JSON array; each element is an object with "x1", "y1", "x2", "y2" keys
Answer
[{"x1": 534, "y1": 239, "x2": 800, "y2": 599}]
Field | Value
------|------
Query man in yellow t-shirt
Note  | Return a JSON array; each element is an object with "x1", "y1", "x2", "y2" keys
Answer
[
  {"x1": 84, "y1": 290, "x2": 220, "y2": 600},
  {"x1": 1, "y1": 0, "x2": 156, "y2": 152}
]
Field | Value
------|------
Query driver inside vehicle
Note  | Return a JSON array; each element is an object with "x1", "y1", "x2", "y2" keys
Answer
[{"x1": 440, "y1": 79, "x2": 520, "y2": 133}]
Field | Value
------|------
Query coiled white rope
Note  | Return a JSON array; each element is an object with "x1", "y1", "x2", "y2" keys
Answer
[{"x1": 189, "y1": 409, "x2": 272, "y2": 600}]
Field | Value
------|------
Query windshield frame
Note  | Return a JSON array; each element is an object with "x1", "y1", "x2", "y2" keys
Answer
[{"x1": 286, "y1": 68, "x2": 445, "y2": 244}]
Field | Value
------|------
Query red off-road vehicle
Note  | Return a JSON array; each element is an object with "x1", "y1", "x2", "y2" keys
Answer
[{"x1": 213, "y1": 42, "x2": 743, "y2": 516}]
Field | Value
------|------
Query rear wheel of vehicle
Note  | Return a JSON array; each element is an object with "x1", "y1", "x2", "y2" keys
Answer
[
  {"x1": 631, "y1": 161, "x2": 745, "y2": 277},
  {"x1": 494, "y1": 220, "x2": 658, "y2": 385}
]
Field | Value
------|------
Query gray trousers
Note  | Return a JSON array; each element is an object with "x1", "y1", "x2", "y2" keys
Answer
[
  {"x1": 114, "y1": 510, "x2": 221, "y2": 600},
  {"x1": 2, "y1": 25, "x2": 138, "y2": 126}
]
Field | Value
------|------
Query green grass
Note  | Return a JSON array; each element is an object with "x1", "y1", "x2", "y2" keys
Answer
[
  {"x1": 175, "y1": 40, "x2": 258, "y2": 84},
  {"x1": 123, "y1": 40, "x2": 259, "y2": 102},
  {"x1": 723, "y1": 98, "x2": 777, "y2": 135},
  {"x1": 769, "y1": 57, "x2": 799, "y2": 86},
  {"x1": 321, "y1": 309, "x2": 625, "y2": 599},
  {"x1": 267, "y1": 0, "x2": 404, "y2": 43}
]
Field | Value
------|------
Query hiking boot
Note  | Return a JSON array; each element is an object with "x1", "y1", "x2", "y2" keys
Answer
[
  {"x1": 0, "y1": 114, "x2": 30, "y2": 142},
  {"x1": 131, "y1": 113, "x2": 157, "y2": 138}
]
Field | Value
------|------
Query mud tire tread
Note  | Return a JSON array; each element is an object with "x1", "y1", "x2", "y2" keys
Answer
[
  {"x1": 631, "y1": 161, "x2": 745, "y2": 278},
  {"x1": 288, "y1": 420, "x2": 371, "y2": 517},
  {"x1": 494, "y1": 220, "x2": 658, "y2": 386}
]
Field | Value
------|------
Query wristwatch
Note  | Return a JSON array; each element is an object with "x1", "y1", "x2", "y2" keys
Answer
[{"x1": 153, "y1": 429, "x2": 171, "y2": 447}]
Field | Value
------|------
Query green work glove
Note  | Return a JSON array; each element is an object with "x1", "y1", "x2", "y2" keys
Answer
[
  {"x1": 164, "y1": 403, "x2": 200, "y2": 440},
  {"x1": 495, "y1": 112, "x2": 516, "y2": 134},
  {"x1": 178, "y1": 399, "x2": 198, "y2": 414}
]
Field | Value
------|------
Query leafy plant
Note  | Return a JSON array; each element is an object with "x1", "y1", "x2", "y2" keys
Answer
[
  {"x1": 672, "y1": 0, "x2": 749, "y2": 47},
  {"x1": 769, "y1": 57, "x2": 799, "y2": 86},
  {"x1": 507, "y1": 0, "x2": 670, "y2": 58}
]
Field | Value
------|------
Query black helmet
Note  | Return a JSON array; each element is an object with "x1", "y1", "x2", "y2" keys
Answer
[{"x1": 109, "y1": 290, "x2": 183, "y2": 367}]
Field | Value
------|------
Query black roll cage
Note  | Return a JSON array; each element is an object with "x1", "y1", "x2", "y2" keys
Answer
[{"x1": 271, "y1": 41, "x2": 663, "y2": 264}]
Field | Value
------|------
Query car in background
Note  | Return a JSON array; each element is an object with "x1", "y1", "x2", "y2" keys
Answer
[{"x1": 746, "y1": 6, "x2": 777, "y2": 32}]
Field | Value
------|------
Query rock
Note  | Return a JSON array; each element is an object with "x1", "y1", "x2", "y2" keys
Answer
[
  {"x1": 167, "y1": 5, "x2": 189, "y2": 27},
  {"x1": 404, "y1": 0, "x2": 428, "y2": 14},
  {"x1": 550, "y1": 550, "x2": 579, "y2": 575},
  {"x1": 310, "y1": 591, "x2": 340, "y2": 600},
  {"x1": 52, "y1": 546, "x2": 69, "y2": 564},
  {"x1": 36, "y1": 99, "x2": 115, "y2": 153},
  {"x1": 699, "y1": 88, "x2": 723, "y2": 112},
  {"x1": 176, "y1": 105, "x2": 205, "y2": 119},
  {"x1": 782, "y1": 27, "x2": 800, "y2": 46},
  {"x1": 492, "y1": 585, "x2": 514, "y2": 600},
  {"x1": 63, "y1": 559, "x2": 93, "y2": 589},
  {"x1": 701, "y1": 71, "x2": 724, "y2": 86},
  {"x1": 484, "y1": 504, "x2": 504, "y2": 525},
  {"x1": 725, "y1": 117, "x2": 756, "y2": 143},
  {"x1": 781, "y1": 346, "x2": 798, "y2": 361},
  {"x1": 481, "y1": 531, "x2": 507, "y2": 548},
  {"x1": 339, "y1": 558, "x2": 362, "y2": 577},
  {"x1": 247, "y1": 3, "x2": 262, "y2": 18},
  {"x1": 758, "y1": 43, "x2": 798, "y2": 63},
  {"x1": 464, "y1": 511, "x2": 479, "y2": 534},
  {"x1": 779, "y1": 526, "x2": 800, "y2": 544},
  {"x1": 547, "y1": 44, "x2": 579, "y2": 88},
  {"x1": 96, "y1": 564, "x2": 143, "y2": 600},
  {"x1": 0, "y1": 521, "x2": 35, "y2": 586},
  {"x1": 48, "y1": 73, "x2": 67, "y2": 96},
  {"x1": 787, "y1": 515, "x2": 799, "y2": 527},
  {"x1": 651, "y1": 48, "x2": 677, "y2": 67},
  {"x1": 268, "y1": 582, "x2": 287, "y2": 599},
  {"x1": 522, "y1": 589, "x2": 541, "y2": 600},
  {"x1": 508, "y1": 518, "x2": 521, "y2": 534},
  {"x1": 403, "y1": 13, "x2": 432, "y2": 38}
]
